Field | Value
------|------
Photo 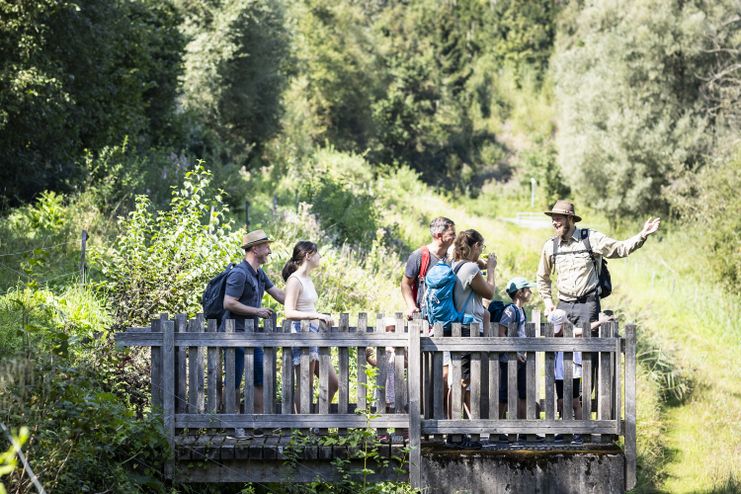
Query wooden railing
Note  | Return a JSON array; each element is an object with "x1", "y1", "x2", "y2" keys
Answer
[{"x1": 115, "y1": 313, "x2": 637, "y2": 490}]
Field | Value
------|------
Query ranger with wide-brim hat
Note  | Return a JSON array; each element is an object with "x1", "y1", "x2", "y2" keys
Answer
[{"x1": 544, "y1": 200, "x2": 582, "y2": 223}]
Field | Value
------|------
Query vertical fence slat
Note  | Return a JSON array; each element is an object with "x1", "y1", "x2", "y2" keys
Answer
[
  {"x1": 614, "y1": 322, "x2": 621, "y2": 437},
  {"x1": 432, "y1": 323, "x2": 444, "y2": 442},
  {"x1": 487, "y1": 322, "x2": 499, "y2": 429},
  {"x1": 243, "y1": 319, "x2": 255, "y2": 415},
  {"x1": 224, "y1": 319, "x2": 237, "y2": 414},
  {"x1": 563, "y1": 323, "x2": 574, "y2": 422},
  {"x1": 408, "y1": 320, "x2": 422, "y2": 489},
  {"x1": 451, "y1": 323, "x2": 462, "y2": 443},
  {"x1": 338, "y1": 314, "x2": 350, "y2": 414},
  {"x1": 175, "y1": 314, "x2": 188, "y2": 414},
  {"x1": 469, "y1": 322, "x2": 481, "y2": 442},
  {"x1": 525, "y1": 322, "x2": 537, "y2": 442},
  {"x1": 282, "y1": 320, "x2": 293, "y2": 415},
  {"x1": 264, "y1": 318, "x2": 275, "y2": 415},
  {"x1": 598, "y1": 324, "x2": 612, "y2": 443},
  {"x1": 319, "y1": 321, "x2": 331, "y2": 415},
  {"x1": 625, "y1": 324, "x2": 637, "y2": 491},
  {"x1": 151, "y1": 315, "x2": 167, "y2": 409},
  {"x1": 162, "y1": 319, "x2": 175, "y2": 479},
  {"x1": 507, "y1": 322, "x2": 518, "y2": 423},
  {"x1": 544, "y1": 323, "x2": 555, "y2": 442},
  {"x1": 533, "y1": 309, "x2": 542, "y2": 418},
  {"x1": 375, "y1": 313, "x2": 386, "y2": 415},
  {"x1": 299, "y1": 319, "x2": 312, "y2": 415},
  {"x1": 357, "y1": 313, "x2": 368, "y2": 411},
  {"x1": 188, "y1": 315, "x2": 205, "y2": 414},
  {"x1": 581, "y1": 321, "x2": 592, "y2": 423},
  {"x1": 206, "y1": 319, "x2": 219, "y2": 413},
  {"x1": 394, "y1": 315, "x2": 406, "y2": 414}
]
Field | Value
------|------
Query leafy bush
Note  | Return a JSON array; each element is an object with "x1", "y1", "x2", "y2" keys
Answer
[
  {"x1": 94, "y1": 165, "x2": 241, "y2": 327},
  {"x1": 1, "y1": 354, "x2": 168, "y2": 493}
]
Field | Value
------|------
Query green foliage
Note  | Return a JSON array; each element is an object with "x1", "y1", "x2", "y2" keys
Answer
[
  {"x1": 179, "y1": 0, "x2": 291, "y2": 167},
  {"x1": 94, "y1": 165, "x2": 241, "y2": 326},
  {"x1": 666, "y1": 148, "x2": 741, "y2": 291},
  {"x1": 0, "y1": 0, "x2": 184, "y2": 207},
  {"x1": 0, "y1": 426, "x2": 28, "y2": 494},
  {"x1": 1, "y1": 355, "x2": 169, "y2": 493},
  {"x1": 518, "y1": 142, "x2": 571, "y2": 208},
  {"x1": 553, "y1": 0, "x2": 737, "y2": 224}
]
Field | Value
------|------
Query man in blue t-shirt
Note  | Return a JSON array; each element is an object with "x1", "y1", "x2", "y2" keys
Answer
[{"x1": 223, "y1": 229, "x2": 285, "y2": 414}]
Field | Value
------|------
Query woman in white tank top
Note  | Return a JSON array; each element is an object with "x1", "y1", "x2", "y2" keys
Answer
[{"x1": 282, "y1": 241, "x2": 338, "y2": 410}]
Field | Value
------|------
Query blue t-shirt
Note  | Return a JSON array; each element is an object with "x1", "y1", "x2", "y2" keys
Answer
[{"x1": 222, "y1": 260, "x2": 274, "y2": 331}]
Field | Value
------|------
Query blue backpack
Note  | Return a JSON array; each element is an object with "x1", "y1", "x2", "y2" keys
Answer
[{"x1": 424, "y1": 260, "x2": 475, "y2": 331}]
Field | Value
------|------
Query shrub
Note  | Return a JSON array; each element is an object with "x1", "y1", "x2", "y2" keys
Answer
[{"x1": 93, "y1": 165, "x2": 241, "y2": 327}]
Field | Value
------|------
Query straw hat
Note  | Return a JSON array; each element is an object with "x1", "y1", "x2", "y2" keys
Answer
[{"x1": 242, "y1": 229, "x2": 271, "y2": 249}]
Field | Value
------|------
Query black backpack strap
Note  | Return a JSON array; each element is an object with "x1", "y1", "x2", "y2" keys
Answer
[{"x1": 453, "y1": 261, "x2": 468, "y2": 275}]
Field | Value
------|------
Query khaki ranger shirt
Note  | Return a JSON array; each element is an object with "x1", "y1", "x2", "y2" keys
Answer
[{"x1": 537, "y1": 228, "x2": 646, "y2": 303}]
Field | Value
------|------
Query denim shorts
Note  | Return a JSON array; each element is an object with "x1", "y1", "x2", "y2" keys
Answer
[{"x1": 291, "y1": 321, "x2": 319, "y2": 366}]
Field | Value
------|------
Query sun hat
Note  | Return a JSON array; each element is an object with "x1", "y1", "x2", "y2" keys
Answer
[
  {"x1": 242, "y1": 229, "x2": 271, "y2": 249},
  {"x1": 544, "y1": 200, "x2": 582, "y2": 223},
  {"x1": 506, "y1": 276, "x2": 536, "y2": 296}
]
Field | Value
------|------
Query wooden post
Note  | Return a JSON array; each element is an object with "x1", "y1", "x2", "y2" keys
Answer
[
  {"x1": 338, "y1": 314, "x2": 350, "y2": 414},
  {"x1": 162, "y1": 319, "x2": 175, "y2": 479},
  {"x1": 432, "y1": 322, "x2": 444, "y2": 442},
  {"x1": 451, "y1": 323, "x2": 462, "y2": 443},
  {"x1": 394, "y1": 314, "x2": 406, "y2": 414},
  {"x1": 598, "y1": 324, "x2": 613, "y2": 443},
  {"x1": 469, "y1": 322, "x2": 481, "y2": 443},
  {"x1": 224, "y1": 319, "x2": 237, "y2": 414},
  {"x1": 206, "y1": 319, "x2": 219, "y2": 413},
  {"x1": 79, "y1": 230, "x2": 88, "y2": 285},
  {"x1": 281, "y1": 320, "x2": 293, "y2": 415},
  {"x1": 487, "y1": 322, "x2": 499, "y2": 438},
  {"x1": 175, "y1": 314, "x2": 187, "y2": 414},
  {"x1": 525, "y1": 322, "x2": 537, "y2": 442},
  {"x1": 544, "y1": 322, "x2": 555, "y2": 442},
  {"x1": 187, "y1": 315, "x2": 206, "y2": 414},
  {"x1": 357, "y1": 313, "x2": 368, "y2": 411},
  {"x1": 264, "y1": 317, "x2": 276, "y2": 415},
  {"x1": 244, "y1": 319, "x2": 255, "y2": 415},
  {"x1": 408, "y1": 320, "x2": 422, "y2": 489},
  {"x1": 625, "y1": 324, "x2": 637, "y2": 491}
]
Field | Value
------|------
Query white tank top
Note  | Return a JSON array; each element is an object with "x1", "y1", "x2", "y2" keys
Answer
[{"x1": 288, "y1": 273, "x2": 318, "y2": 312}]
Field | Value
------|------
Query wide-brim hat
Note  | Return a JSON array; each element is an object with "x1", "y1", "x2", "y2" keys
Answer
[
  {"x1": 242, "y1": 229, "x2": 271, "y2": 249},
  {"x1": 544, "y1": 200, "x2": 582, "y2": 222}
]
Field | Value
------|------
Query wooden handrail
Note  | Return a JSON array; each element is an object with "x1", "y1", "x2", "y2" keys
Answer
[{"x1": 114, "y1": 314, "x2": 636, "y2": 490}]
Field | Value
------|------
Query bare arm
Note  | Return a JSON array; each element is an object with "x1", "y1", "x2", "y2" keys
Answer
[
  {"x1": 224, "y1": 294, "x2": 272, "y2": 319},
  {"x1": 283, "y1": 277, "x2": 331, "y2": 323},
  {"x1": 470, "y1": 271, "x2": 495, "y2": 300},
  {"x1": 401, "y1": 275, "x2": 419, "y2": 320},
  {"x1": 267, "y1": 285, "x2": 285, "y2": 305}
]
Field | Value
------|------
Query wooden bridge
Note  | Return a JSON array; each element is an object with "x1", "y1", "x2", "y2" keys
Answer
[{"x1": 115, "y1": 313, "x2": 637, "y2": 491}]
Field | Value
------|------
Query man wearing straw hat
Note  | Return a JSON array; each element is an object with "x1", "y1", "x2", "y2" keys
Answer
[
  {"x1": 223, "y1": 229, "x2": 285, "y2": 415},
  {"x1": 536, "y1": 200, "x2": 660, "y2": 328}
]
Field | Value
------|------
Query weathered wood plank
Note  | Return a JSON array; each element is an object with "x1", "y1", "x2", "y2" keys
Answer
[
  {"x1": 338, "y1": 314, "x2": 350, "y2": 414},
  {"x1": 581, "y1": 321, "x2": 592, "y2": 423},
  {"x1": 420, "y1": 419, "x2": 618, "y2": 434},
  {"x1": 263, "y1": 318, "x2": 275, "y2": 417},
  {"x1": 117, "y1": 332, "x2": 412, "y2": 347},
  {"x1": 451, "y1": 323, "x2": 462, "y2": 422},
  {"x1": 432, "y1": 322, "x2": 444, "y2": 442},
  {"x1": 419, "y1": 337, "x2": 616, "y2": 352},
  {"x1": 175, "y1": 414, "x2": 411, "y2": 429},
  {"x1": 408, "y1": 319, "x2": 422, "y2": 489},
  {"x1": 525, "y1": 322, "x2": 537, "y2": 442},
  {"x1": 507, "y1": 322, "x2": 518, "y2": 421},
  {"x1": 625, "y1": 324, "x2": 637, "y2": 491},
  {"x1": 487, "y1": 321, "x2": 499, "y2": 425},
  {"x1": 356, "y1": 313, "x2": 368, "y2": 411},
  {"x1": 544, "y1": 322, "x2": 555, "y2": 442},
  {"x1": 162, "y1": 319, "x2": 175, "y2": 478},
  {"x1": 299, "y1": 319, "x2": 311, "y2": 414},
  {"x1": 206, "y1": 319, "x2": 219, "y2": 414},
  {"x1": 175, "y1": 314, "x2": 188, "y2": 414},
  {"x1": 243, "y1": 319, "x2": 255, "y2": 415},
  {"x1": 375, "y1": 314, "x2": 386, "y2": 414},
  {"x1": 563, "y1": 323, "x2": 574, "y2": 422},
  {"x1": 599, "y1": 324, "x2": 613, "y2": 423},
  {"x1": 394, "y1": 316, "x2": 406, "y2": 413},
  {"x1": 188, "y1": 316, "x2": 205, "y2": 414},
  {"x1": 469, "y1": 322, "x2": 481, "y2": 442},
  {"x1": 224, "y1": 319, "x2": 237, "y2": 414},
  {"x1": 281, "y1": 320, "x2": 293, "y2": 415}
]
